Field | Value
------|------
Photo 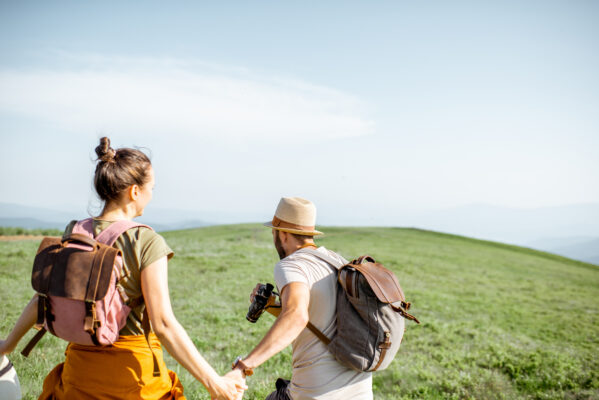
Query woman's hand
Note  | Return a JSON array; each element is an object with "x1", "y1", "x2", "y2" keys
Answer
[
  {"x1": 208, "y1": 374, "x2": 246, "y2": 400},
  {"x1": 224, "y1": 369, "x2": 246, "y2": 400}
]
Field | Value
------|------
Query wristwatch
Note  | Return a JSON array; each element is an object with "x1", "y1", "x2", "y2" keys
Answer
[{"x1": 232, "y1": 356, "x2": 254, "y2": 377}]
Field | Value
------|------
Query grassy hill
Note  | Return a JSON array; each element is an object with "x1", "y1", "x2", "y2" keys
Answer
[{"x1": 1, "y1": 224, "x2": 597, "y2": 399}]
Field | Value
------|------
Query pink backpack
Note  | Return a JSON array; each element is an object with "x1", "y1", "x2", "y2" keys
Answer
[{"x1": 22, "y1": 218, "x2": 159, "y2": 374}]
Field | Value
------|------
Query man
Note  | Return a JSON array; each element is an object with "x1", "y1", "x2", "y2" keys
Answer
[{"x1": 227, "y1": 197, "x2": 372, "y2": 400}]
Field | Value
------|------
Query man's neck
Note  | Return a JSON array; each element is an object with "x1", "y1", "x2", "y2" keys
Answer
[
  {"x1": 286, "y1": 242, "x2": 317, "y2": 256},
  {"x1": 298, "y1": 242, "x2": 317, "y2": 250}
]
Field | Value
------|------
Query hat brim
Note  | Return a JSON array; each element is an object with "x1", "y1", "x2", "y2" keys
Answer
[{"x1": 263, "y1": 222, "x2": 323, "y2": 236}]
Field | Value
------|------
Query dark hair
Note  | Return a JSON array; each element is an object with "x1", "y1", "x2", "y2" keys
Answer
[
  {"x1": 94, "y1": 137, "x2": 152, "y2": 202},
  {"x1": 290, "y1": 232, "x2": 315, "y2": 242}
]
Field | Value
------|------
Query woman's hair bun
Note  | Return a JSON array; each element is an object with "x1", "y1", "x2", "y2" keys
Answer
[
  {"x1": 95, "y1": 137, "x2": 116, "y2": 163},
  {"x1": 93, "y1": 137, "x2": 152, "y2": 202}
]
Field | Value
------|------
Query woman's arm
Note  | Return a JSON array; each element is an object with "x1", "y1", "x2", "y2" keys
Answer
[
  {"x1": 141, "y1": 257, "x2": 246, "y2": 400},
  {"x1": 0, "y1": 295, "x2": 38, "y2": 355}
]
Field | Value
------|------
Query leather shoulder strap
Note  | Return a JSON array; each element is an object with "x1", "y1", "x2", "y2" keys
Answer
[
  {"x1": 306, "y1": 322, "x2": 331, "y2": 345},
  {"x1": 21, "y1": 328, "x2": 47, "y2": 357}
]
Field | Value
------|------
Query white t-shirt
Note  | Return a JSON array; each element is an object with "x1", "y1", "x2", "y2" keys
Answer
[
  {"x1": 0, "y1": 356, "x2": 22, "y2": 400},
  {"x1": 274, "y1": 247, "x2": 373, "y2": 400}
]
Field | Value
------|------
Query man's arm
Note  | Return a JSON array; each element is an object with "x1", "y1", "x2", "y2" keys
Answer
[{"x1": 241, "y1": 281, "x2": 310, "y2": 370}]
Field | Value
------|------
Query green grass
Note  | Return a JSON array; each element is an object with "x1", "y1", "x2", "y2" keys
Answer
[
  {"x1": 0, "y1": 227, "x2": 62, "y2": 236},
  {"x1": 1, "y1": 224, "x2": 598, "y2": 399}
]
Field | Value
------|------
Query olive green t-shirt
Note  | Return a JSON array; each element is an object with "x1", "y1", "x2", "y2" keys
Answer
[{"x1": 64, "y1": 219, "x2": 174, "y2": 336}]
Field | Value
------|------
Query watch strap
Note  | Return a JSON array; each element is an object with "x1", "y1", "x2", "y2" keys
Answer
[{"x1": 232, "y1": 357, "x2": 254, "y2": 376}]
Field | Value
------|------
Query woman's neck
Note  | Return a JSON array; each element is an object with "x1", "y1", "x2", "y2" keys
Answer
[{"x1": 98, "y1": 202, "x2": 138, "y2": 221}]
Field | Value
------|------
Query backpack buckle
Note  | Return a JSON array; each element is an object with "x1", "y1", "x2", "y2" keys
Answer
[{"x1": 84, "y1": 301, "x2": 96, "y2": 334}]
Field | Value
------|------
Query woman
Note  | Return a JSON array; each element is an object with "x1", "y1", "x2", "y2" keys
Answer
[{"x1": 0, "y1": 137, "x2": 245, "y2": 400}]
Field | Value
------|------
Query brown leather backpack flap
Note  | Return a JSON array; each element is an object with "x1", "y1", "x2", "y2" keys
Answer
[
  {"x1": 32, "y1": 237, "x2": 62, "y2": 292},
  {"x1": 32, "y1": 236, "x2": 121, "y2": 301},
  {"x1": 352, "y1": 261, "x2": 406, "y2": 304},
  {"x1": 35, "y1": 237, "x2": 61, "y2": 256}
]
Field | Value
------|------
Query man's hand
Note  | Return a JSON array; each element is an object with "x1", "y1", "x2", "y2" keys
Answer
[
  {"x1": 250, "y1": 283, "x2": 262, "y2": 303},
  {"x1": 250, "y1": 283, "x2": 279, "y2": 311}
]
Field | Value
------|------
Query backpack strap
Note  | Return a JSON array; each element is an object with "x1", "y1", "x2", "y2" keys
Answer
[
  {"x1": 294, "y1": 248, "x2": 345, "y2": 346},
  {"x1": 390, "y1": 303, "x2": 420, "y2": 324},
  {"x1": 90, "y1": 219, "x2": 159, "y2": 375},
  {"x1": 21, "y1": 327, "x2": 47, "y2": 357},
  {"x1": 303, "y1": 250, "x2": 363, "y2": 299},
  {"x1": 72, "y1": 218, "x2": 152, "y2": 246},
  {"x1": 299, "y1": 247, "x2": 345, "y2": 269},
  {"x1": 305, "y1": 322, "x2": 332, "y2": 345},
  {"x1": 71, "y1": 218, "x2": 94, "y2": 237},
  {"x1": 95, "y1": 220, "x2": 152, "y2": 246}
]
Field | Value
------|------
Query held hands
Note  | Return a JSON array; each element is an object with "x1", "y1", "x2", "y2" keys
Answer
[
  {"x1": 224, "y1": 368, "x2": 246, "y2": 400},
  {"x1": 208, "y1": 373, "x2": 247, "y2": 400}
]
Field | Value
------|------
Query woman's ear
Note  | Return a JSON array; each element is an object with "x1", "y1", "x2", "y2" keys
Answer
[{"x1": 128, "y1": 184, "x2": 140, "y2": 201}]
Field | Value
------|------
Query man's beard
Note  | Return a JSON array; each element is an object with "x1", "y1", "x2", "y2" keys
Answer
[{"x1": 274, "y1": 231, "x2": 286, "y2": 260}]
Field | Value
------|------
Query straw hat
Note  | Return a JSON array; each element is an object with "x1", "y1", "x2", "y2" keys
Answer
[{"x1": 263, "y1": 197, "x2": 323, "y2": 236}]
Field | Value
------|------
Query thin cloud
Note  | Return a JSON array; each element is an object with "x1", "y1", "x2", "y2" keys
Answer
[{"x1": 0, "y1": 55, "x2": 374, "y2": 142}]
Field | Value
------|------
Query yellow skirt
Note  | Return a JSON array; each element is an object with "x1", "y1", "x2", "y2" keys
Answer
[{"x1": 38, "y1": 334, "x2": 185, "y2": 400}]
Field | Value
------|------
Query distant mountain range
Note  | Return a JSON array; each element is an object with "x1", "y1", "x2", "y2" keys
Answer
[
  {"x1": 0, "y1": 202, "x2": 211, "y2": 232},
  {"x1": 396, "y1": 203, "x2": 599, "y2": 245},
  {"x1": 376, "y1": 203, "x2": 598, "y2": 265},
  {"x1": 527, "y1": 236, "x2": 599, "y2": 266},
  {"x1": 1, "y1": 201, "x2": 597, "y2": 265}
]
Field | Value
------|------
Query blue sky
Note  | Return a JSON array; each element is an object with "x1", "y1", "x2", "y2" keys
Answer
[{"x1": 1, "y1": 1, "x2": 598, "y2": 226}]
